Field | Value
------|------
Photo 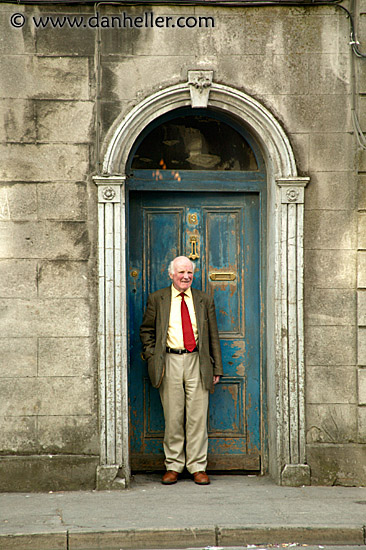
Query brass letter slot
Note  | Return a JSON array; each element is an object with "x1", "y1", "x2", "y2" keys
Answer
[{"x1": 210, "y1": 272, "x2": 236, "y2": 281}]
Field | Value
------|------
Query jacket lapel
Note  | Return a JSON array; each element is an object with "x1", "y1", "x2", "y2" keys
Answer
[
  {"x1": 192, "y1": 288, "x2": 204, "y2": 343},
  {"x1": 159, "y1": 286, "x2": 171, "y2": 344}
]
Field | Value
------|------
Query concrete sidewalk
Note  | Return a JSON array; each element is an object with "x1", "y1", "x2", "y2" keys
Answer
[{"x1": 0, "y1": 474, "x2": 366, "y2": 550}]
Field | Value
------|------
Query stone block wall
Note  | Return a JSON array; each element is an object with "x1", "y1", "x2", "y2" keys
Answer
[
  {"x1": 0, "y1": 2, "x2": 98, "y2": 491},
  {"x1": 355, "y1": 0, "x2": 366, "y2": 484},
  {"x1": 303, "y1": 2, "x2": 366, "y2": 484},
  {"x1": 0, "y1": 0, "x2": 365, "y2": 488}
]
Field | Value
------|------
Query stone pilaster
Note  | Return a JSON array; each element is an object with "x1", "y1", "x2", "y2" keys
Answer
[
  {"x1": 93, "y1": 175, "x2": 129, "y2": 489},
  {"x1": 277, "y1": 177, "x2": 311, "y2": 486}
]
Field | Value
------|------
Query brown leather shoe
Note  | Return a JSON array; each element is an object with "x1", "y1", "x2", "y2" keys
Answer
[
  {"x1": 161, "y1": 470, "x2": 179, "y2": 485},
  {"x1": 193, "y1": 471, "x2": 210, "y2": 485}
]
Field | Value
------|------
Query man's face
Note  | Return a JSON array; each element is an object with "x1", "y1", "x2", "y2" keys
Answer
[{"x1": 169, "y1": 257, "x2": 194, "y2": 293}]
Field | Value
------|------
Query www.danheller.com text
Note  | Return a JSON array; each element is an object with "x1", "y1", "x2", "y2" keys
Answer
[{"x1": 9, "y1": 11, "x2": 216, "y2": 29}]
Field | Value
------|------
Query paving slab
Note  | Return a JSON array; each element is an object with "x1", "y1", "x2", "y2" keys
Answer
[{"x1": 0, "y1": 475, "x2": 365, "y2": 549}]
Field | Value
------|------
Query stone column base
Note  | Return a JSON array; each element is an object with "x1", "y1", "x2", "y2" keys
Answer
[
  {"x1": 281, "y1": 464, "x2": 311, "y2": 486},
  {"x1": 96, "y1": 465, "x2": 127, "y2": 490}
]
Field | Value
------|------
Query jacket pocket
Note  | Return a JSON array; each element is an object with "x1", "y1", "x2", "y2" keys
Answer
[
  {"x1": 147, "y1": 355, "x2": 165, "y2": 389},
  {"x1": 147, "y1": 356, "x2": 157, "y2": 386}
]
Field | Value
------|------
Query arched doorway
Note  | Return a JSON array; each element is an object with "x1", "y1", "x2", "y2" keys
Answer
[
  {"x1": 127, "y1": 108, "x2": 266, "y2": 472},
  {"x1": 93, "y1": 75, "x2": 310, "y2": 488}
]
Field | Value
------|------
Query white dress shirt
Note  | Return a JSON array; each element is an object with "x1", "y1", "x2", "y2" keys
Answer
[{"x1": 166, "y1": 285, "x2": 198, "y2": 349}]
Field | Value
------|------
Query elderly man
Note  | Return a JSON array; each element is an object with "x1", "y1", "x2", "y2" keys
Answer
[{"x1": 140, "y1": 256, "x2": 223, "y2": 485}]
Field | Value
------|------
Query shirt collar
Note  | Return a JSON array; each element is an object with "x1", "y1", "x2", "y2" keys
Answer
[{"x1": 171, "y1": 285, "x2": 192, "y2": 299}]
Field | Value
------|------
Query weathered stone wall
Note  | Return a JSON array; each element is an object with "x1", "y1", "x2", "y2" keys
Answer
[
  {"x1": 0, "y1": 0, "x2": 364, "y2": 488},
  {"x1": 304, "y1": 0, "x2": 366, "y2": 486},
  {"x1": 0, "y1": 2, "x2": 98, "y2": 491}
]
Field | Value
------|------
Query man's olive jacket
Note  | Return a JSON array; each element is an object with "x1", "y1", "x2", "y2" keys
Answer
[{"x1": 140, "y1": 286, "x2": 223, "y2": 391}]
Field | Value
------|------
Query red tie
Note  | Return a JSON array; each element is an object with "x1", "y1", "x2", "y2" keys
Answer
[{"x1": 180, "y1": 292, "x2": 196, "y2": 352}]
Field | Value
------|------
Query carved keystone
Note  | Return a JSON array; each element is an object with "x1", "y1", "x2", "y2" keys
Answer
[{"x1": 188, "y1": 70, "x2": 213, "y2": 108}]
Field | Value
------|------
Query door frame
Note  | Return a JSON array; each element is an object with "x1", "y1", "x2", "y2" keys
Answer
[{"x1": 93, "y1": 72, "x2": 310, "y2": 489}]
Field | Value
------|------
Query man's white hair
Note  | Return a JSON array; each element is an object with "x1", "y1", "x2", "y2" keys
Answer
[{"x1": 168, "y1": 256, "x2": 195, "y2": 276}]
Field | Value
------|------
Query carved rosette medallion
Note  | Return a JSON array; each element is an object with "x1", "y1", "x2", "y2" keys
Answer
[
  {"x1": 94, "y1": 178, "x2": 123, "y2": 204},
  {"x1": 286, "y1": 188, "x2": 299, "y2": 203},
  {"x1": 277, "y1": 178, "x2": 309, "y2": 204},
  {"x1": 103, "y1": 186, "x2": 116, "y2": 201}
]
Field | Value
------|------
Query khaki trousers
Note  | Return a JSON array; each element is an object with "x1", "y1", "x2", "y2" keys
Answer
[{"x1": 159, "y1": 351, "x2": 209, "y2": 474}]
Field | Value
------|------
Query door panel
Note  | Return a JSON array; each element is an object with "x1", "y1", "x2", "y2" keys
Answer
[
  {"x1": 144, "y1": 208, "x2": 183, "y2": 295},
  {"x1": 129, "y1": 191, "x2": 261, "y2": 470},
  {"x1": 204, "y1": 208, "x2": 243, "y2": 336}
]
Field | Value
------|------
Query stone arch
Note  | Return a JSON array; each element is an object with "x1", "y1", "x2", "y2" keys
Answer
[
  {"x1": 102, "y1": 81, "x2": 296, "y2": 177},
  {"x1": 94, "y1": 73, "x2": 310, "y2": 488}
]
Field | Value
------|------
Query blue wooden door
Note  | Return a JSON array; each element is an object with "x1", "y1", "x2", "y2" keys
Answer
[{"x1": 128, "y1": 190, "x2": 262, "y2": 470}]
